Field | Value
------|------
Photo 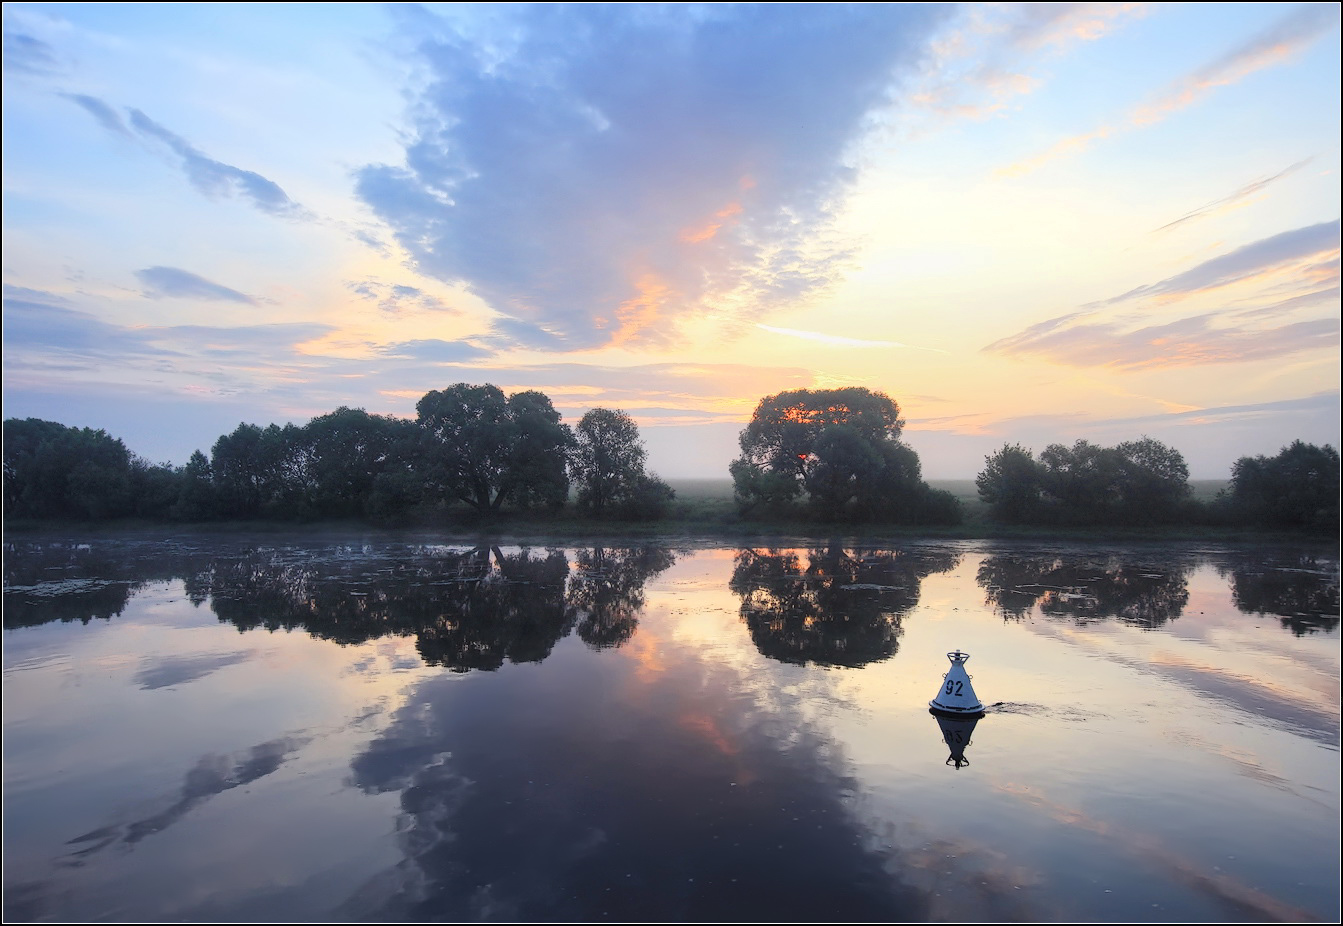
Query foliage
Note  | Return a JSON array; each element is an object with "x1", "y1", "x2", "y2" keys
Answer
[
  {"x1": 730, "y1": 387, "x2": 958, "y2": 524},
  {"x1": 570, "y1": 408, "x2": 675, "y2": 519},
  {"x1": 417, "y1": 384, "x2": 574, "y2": 512},
  {"x1": 3, "y1": 418, "x2": 135, "y2": 519},
  {"x1": 976, "y1": 444, "x2": 1043, "y2": 523},
  {"x1": 1227, "y1": 440, "x2": 1339, "y2": 532},
  {"x1": 976, "y1": 437, "x2": 1191, "y2": 526}
]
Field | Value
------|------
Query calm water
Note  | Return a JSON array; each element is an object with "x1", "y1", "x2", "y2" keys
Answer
[{"x1": 3, "y1": 534, "x2": 1338, "y2": 922}]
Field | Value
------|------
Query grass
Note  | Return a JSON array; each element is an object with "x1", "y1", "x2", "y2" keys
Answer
[{"x1": 13, "y1": 479, "x2": 1319, "y2": 548}]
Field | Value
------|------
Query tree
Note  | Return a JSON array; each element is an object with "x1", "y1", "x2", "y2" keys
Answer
[
  {"x1": 571, "y1": 408, "x2": 675, "y2": 518},
  {"x1": 1229, "y1": 441, "x2": 1339, "y2": 532},
  {"x1": 1028, "y1": 436, "x2": 1190, "y2": 525},
  {"x1": 730, "y1": 387, "x2": 956, "y2": 523},
  {"x1": 302, "y1": 407, "x2": 422, "y2": 518},
  {"x1": 416, "y1": 384, "x2": 574, "y2": 512},
  {"x1": 1114, "y1": 437, "x2": 1190, "y2": 519},
  {"x1": 3, "y1": 418, "x2": 135, "y2": 519},
  {"x1": 976, "y1": 443, "x2": 1043, "y2": 522},
  {"x1": 171, "y1": 450, "x2": 216, "y2": 521}
]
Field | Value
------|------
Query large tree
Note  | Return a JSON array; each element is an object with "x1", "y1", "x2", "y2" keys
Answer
[
  {"x1": 416, "y1": 384, "x2": 574, "y2": 511},
  {"x1": 730, "y1": 387, "x2": 954, "y2": 522},
  {"x1": 570, "y1": 408, "x2": 674, "y2": 518},
  {"x1": 1228, "y1": 440, "x2": 1339, "y2": 532}
]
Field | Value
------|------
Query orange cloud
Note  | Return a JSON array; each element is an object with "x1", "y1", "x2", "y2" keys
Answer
[
  {"x1": 609, "y1": 273, "x2": 673, "y2": 346},
  {"x1": 680, "y1": 201, "x2": 744, "y2": 244}
]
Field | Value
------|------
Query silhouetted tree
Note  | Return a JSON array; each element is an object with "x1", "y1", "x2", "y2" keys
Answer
[
  {"x1": 1227, "y1": 441, "x2": 1339, "y2": 532},
  {"x1": 3, "y1": 418, "x2": 135, "y2": 519},
  {"x1": 416, "y1": 384, "x2": 574, "y2": 512},
  {"x1": 976, "y1": 443, "x2": 1043, "y2": 522},
  {"x1": 570, "y1": 408, "x2": 674, "y2": 518},
  {"x1": 995, "y1": 436, "x2": 1194, "y2": 526},
  {"x1": 730, "y1": 388, "x2": 958, "y2": 523}
]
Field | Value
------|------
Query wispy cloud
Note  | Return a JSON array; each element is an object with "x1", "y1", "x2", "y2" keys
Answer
[
  {"x1": 63, "y1": 93, "x2": 131, "y2": 136},
  {"x1": 986, "y1": 221, "x2": 1342, "y2": 369},
  {"x1": 1000, "y1": 4, "x2": 1337, "y2": 176},
  {"x1": 347, "y1": 280, "x2": 455, "y2": 316},
  {"x1": 357, "y1": 4, "x2": 949, "y2": 350},
  {"x1": 64, "y1": 95, "x2": 307, "y2": 218},
  {"x1": 124, "y1": 108, "x2": 305, "y2": 217},
  {"x1": 377, "y1": 339, "x2": 491, "y2": 363},
  {"x1": 755, "y1": 323, "x2": 946, "y2": 352},
  {"x1": 2, "y1": 30, "x2": 61, "y2": 77},
  {"x1": 1153, "y1": 159, "x2": 1313, "y2": 233},
  {"x1": 987, "y1": 312, "x2": 1339, "y2": 371},
  {"x1": 908, "y1": 3, "x2": 1147, "y2": 125},
  {"x1": 136, "y1": 267, "x2": 256, "y2": 304},
  {"x1": 1131, "y1": 3, "x2": 1338, "y2": 126},
  {"x1": 1099, "y1": 220, "x2": 1340, "y2": 306}
]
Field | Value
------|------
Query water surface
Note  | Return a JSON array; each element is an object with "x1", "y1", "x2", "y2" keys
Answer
[{"x1": 3, "y1": 535, "x2": 1338, "y2": 922}]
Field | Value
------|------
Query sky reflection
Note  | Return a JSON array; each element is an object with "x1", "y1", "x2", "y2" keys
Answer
[{"x1": 2, "y1": 537, "x2": 1338, "y2": 922}]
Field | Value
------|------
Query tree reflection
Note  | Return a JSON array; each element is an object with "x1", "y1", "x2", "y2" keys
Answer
[
  {"x1": 977, "y1": 554, "x2": 1190, "y2": 628},
  {"x1": 1219, "y1": 554, "x2": 1340, "y2": 635},
  {"x1": 568, "y1": 545, "x2": 677, "y2": 649},
  {"x1": 194, "y1": 545, "x2": 575, "y2": 671},
  {"x1": 2, "y1": 540, "x2": 189, "y2": 628},
  {"x1": 730, "y1": 544, "x2": 960, "y2": 667}
]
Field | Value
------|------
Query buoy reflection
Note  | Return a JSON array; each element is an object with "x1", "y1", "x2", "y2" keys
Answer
[{"x1": 931, "y1": 710, "x2": 980, "y2": 769}]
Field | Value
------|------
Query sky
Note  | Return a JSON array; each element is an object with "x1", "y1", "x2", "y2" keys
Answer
[{"x1": 3, "y1": 2, "x2": 1339, "y2": 479}]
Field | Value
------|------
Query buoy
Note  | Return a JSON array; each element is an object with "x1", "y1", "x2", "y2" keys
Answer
[{"x1": 929, "y1": 649, "x2": 984, "y2": 717}]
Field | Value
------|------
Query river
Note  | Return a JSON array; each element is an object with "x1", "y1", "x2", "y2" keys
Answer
[{"x1": 3, "y1": 534, "x2": 1338, "y2": 922}]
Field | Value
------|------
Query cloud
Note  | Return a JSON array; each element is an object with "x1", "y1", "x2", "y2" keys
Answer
[
  {"x1": 2, "y1": 287, "x2": 175, "y2": 358},
  {"x1": 115, "y1": 107, "x2": 304, "y2": 217},
  {"x1": 907, "y1": 4, "x2": 1146, "y2": 124},
  {"x1": 2, "y1": 30, "x2": 60, "y2": 76},
  {"x1": 1153, "y1": 159, "x2": 1313, "y2": 234},
  {"x1": 357, "y1": 4, "x2": 948, "y2": 350},
  {"x1": 1000, "y1": 5, "x2": 1337, "y2": 175},
  {"x1": 63, "y1": 93, "x2": 131, "y2": 136},
  {"x1": 1131, "y1": 3, "x2": 1338, "y2": 126},
  {"x1": 379, "y1": 339, "x2": 491, "y2": 363},
  {"x1": 986, "y1": 312, "x2": 1339, "y2": 370},
  {"x1": 347, "y1": 279, "x2": 453, "y2": 315},
  {"x1": 986, "y1": 221, "x2": 1342, "y2": 369},
  {"x1": 136, "y1": 266, "x2": 256, "y2": 304},
  {"x1": 1100, "y1": 220, "x2": 1340, "y2": 305}
]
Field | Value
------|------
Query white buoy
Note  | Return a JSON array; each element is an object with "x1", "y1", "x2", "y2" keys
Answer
[{"x1": 929, "y1": 649, "x2": 984, "y2": 717}]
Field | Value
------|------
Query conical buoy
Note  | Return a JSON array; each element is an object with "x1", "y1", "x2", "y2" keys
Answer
[{"x1": 929, "y1": 650, "x2": 984, "y2": 717}]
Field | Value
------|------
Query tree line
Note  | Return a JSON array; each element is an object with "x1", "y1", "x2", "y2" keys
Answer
[
  {"x1": 976, "y1": 437, "x2": 1338, "y2": 532},
  {"x1": 3, "y1": 384, "x2": 1338, "y2": 533},
  {"x1": 4, "y1": 385, "x2": 673, "y2": 524}
]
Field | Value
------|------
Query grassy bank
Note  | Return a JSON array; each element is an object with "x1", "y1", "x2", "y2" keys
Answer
[{"x1": 8, "y1": 479, "x2": 1330, "y2": 547}]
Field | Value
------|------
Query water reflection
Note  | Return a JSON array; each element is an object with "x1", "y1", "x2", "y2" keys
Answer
[
  {"x1": 977, "y1": 554, "x2": 1189, "y2": 627},
  {"x1": 730, "y1": 545, "x2": 960, "y2": 667},
  {"x1": 1219, "y1": 553, "x2": 1340, "y2": 635},
  {"x1": 3, "y1": 540, "x2": 681, "y2": 672},
  {"x1": 930, "y1": 711, "x2": 980, "y2": 770},
  {"x1": 569, "y1": 545, "x2": 677, "y2": 649},
  {"x1": 340, "y1": 654, "x2": 931, "y2": 922},
  {"x1": 62, "y1": 736, "x2": 309, "y2": 860}
]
